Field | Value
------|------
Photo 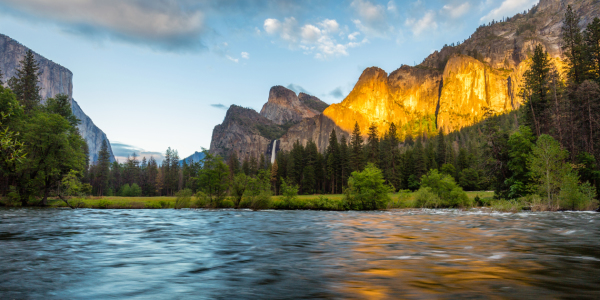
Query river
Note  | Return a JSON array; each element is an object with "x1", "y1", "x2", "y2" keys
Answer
[{"x1": 1, "y1": 208, "x2": 599, "y2": 299}]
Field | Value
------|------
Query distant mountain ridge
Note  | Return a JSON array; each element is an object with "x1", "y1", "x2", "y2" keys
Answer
[{"x1": 0, "y1": 33, "x2": 116, "y2": 162}]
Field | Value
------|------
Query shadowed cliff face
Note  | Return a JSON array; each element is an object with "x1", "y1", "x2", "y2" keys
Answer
[
  {"x1": 260, "y1": 86, "x2": 323, "y2": 125},
  {"x1": 0, "y1": 33, "x2": 115, "y2": 162},
  {"x1": 209, "y1": 105, "x2": 276, "y2": 162}
]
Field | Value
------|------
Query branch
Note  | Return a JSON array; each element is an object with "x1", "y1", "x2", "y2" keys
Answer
[{"x1": 57, "y1": 194, "x2": 75, "y2": 209}]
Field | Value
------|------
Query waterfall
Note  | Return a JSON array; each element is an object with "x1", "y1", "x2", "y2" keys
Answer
[{"x1": 271, "y1": 140, "x2": 277, "y2": 164}]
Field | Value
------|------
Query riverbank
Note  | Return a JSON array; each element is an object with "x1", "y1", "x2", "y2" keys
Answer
[{"x1": 10, "y1": 191, "x2": 493, "y2": 210}]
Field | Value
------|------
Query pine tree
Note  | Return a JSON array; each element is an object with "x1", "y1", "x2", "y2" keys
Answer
[
  {"x1": 350, "y1": 122, "x2": 364, "y2": 172},
  {"x1": 561, "y1": 5, "x2": 588, "y2": 84},
  {"x1": 8, "y1": 50, "x2": 41, "y2": 111},
  {"x1": 584, "y1": 18, "x2": 600, "y2": 82},
  {"x1": 326, "y1": 129, "x2": 340, "y2": 194},
  {"x1": 520, "y1": 45, "x2": 553, "y2": 136},
  {"x1": 339, "y1": 135, "x2": 351, "y2": 189},
  {"x1": 227, "y1": 151, "x2": 240, "y2": 179},
  {"x1": 271, "y1": 160, "x2": 278, "y2": 194},
  {"x1": 436, "y1": 129, "x2": 446, "y2": 167},
  {"x1": 367, "y1": 123, "x2": 379, "y2": 165},
  {"x1": 96, "y1": 139, "x2": 111, "y2": 196}
]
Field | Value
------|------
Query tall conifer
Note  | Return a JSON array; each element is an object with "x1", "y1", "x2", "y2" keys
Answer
[
  {"x1": 350, "y1": 122, "x2": 364, "y2": 172},
  {"x1": 8, "y1": 50, "x2": 41, "y2": 111}
]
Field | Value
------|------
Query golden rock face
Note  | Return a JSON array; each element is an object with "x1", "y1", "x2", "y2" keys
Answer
[{"x1": 322, "y1": 54, "x2": 533, "y2": 138}]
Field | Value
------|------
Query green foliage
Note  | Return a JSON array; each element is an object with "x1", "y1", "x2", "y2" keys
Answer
[
  {"x1": 419, "y1": 169, "x2": 472, "y2": 208},
  {"x1": 243, "y1": 169, "x2": 272, "y2": 210},
  {"x1": 280, "y1": 178, "x2": 299, "y2": 208},
  {"x1": 174, "y1": 188, "x2": 193, "y2": 209},
  {"x1": 197, "y1": 150, "x2": 230, "y2": 205},
  {"x1": 7, "y1": 50, "x2": 41, "y2": 111},
  {"x1": 230, "y1": 173, "x2": 248, "y2": 208},
  {"x1": 559, "y1": 171, "x2": 598, "y2": 211},
  {"x1": 528, "y1": 134, "x2": 570, "y2": 205},
  {"x1": 505, "y1": 126, "x2": 536, "y2": 198},
  {"x1": 97, "y1": 200, "x2": 112, "y2": 209},
  {"x1": 145, "y1": 202, "x2": 162, "y2": 209},
  {"x1": 440, "y1": 163, "x2": 456, "y2": 178},
  {"x1": 458, "y1": 168, "x2": 479, "y2": 191},
  {"x1": 221, "y1": 199, "x2": 235, "y2": 208},
  {"x1": 344, "y1": 163, "x2": 392, "y2": 210},
  {"x1": 413, "y1": 187, "x2": 442, "y2": 208},
  {"x1": 520, "y1": 45, "x2": 554, "y2": 135},
  {"x1": 159, "y1": 200, "x2": 170, "y2": 208},
  {"x1": 490, "y1": 199, "x2": 523, "y2": 212}
]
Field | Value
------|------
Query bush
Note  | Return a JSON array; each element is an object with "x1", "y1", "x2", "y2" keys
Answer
[
  {"x1": 559, "y1": 171, "x2": 598, "y2": 211},
  {"x1": 175, "y1": 189, "x2": 193, "y2": 209},
  {"x1": 413, "y1": 187, "x2": 442, "y2": 208},
  {"x1": 250, "y1": 191, "x2": 272, "y2": 210},
  {"x1": 491, "y1": 199, "x2": 523, "y2": 212},
  {"x1": 344, "y1": 163, "x2": 392, "y2": 210},
  {"x1": 145, "y1": 202, "x2": 162, "y2": 209},
  {"x1": 280, "y1": 179, "x2": 299, "y2": 209},
  {"x1": 419, "y1": 169, "x2": 472, "y2": 208},
  {"x1": 221, "y1": 199, "x2": 235, "y2": 208},
  {"x1": 130, "y1": 183, "x2": 142, "y2": 197},
  {"x1": 97, "y1": 200, "x2": 111, "y2": 209},
  {"x1": 159, "y1": 200, "x2": 170, "y2": 208}
]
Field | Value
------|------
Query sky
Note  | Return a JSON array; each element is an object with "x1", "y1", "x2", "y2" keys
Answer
[{"x1": 0, "y1": 0, "x2": 538, "y2": 163}]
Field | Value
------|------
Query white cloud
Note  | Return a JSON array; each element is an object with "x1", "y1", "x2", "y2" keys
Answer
[
  {"x1": 443, "y1": 2, "x2": 471, "y2": 19},
  {"x1": 387, "y1": 1, "x2": 397, "y2": 13},
  {"x1": 319, "y1": 19, "x2": 340, "y2": 33},
  {"x1": 264, "y1": 17, "x2": 366, "y2": 59},
  {"x1": 264, "y1": 18, "x2": 281, "y2": 34},
  {"x1": 301, "y1": 24, "x2": 321, "y2": 43},
  {"x1": 480, "y1": 0, "x2": 537, "y2": 23},
  {"x1": 350, "y1": 0, "x2": 391, "y2": 37},
  {"x1": 241, "y1": 52, "x2": 249, "y2": 59},
  {"x1": 0, "y1": 0, "x2": 206, "y2": 51},
  {"x1": 348, "y1": 31, "x2": 360, "y2": 41},
  {"x1": 405, "y1": 11, "x2": 438, "y2": 36},
  {"x1": 226, "y1": 55, "x2": 238, "y2": 63}
]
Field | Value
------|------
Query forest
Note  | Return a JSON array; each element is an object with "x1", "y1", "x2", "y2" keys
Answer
[{"x1": 1, "y1": 7, "x2": 599, "y2": 211}]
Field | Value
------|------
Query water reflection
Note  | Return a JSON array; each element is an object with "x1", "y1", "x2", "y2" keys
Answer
[{"x1": 0, "y1": 209, "x2": 598, "y2": 299}]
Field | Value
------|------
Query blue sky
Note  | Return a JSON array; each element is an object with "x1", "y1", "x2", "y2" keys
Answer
[{"x1": 0, "y1": 0, "x2": 537, "y2": 163}]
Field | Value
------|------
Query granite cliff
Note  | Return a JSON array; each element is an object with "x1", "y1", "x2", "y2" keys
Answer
[
  {"x1": 210, "y1": 0, "x2": 599, "y2": 160},
  {"x1": 318, "y1": 0, "x2": 598, "y2": 137},
  {"x1": 0, "y1": 33, "x2": 115, "y2": 162},
  {"x1": 260, "y1": 86, "x2": 327, "y2": 125}
]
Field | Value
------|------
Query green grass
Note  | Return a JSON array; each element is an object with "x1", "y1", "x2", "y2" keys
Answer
[{"x1": 44, "y1": 191, "x2": 494, "y2": 210}]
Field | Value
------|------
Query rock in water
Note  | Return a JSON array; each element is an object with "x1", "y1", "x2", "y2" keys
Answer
[{"x1": 0, "y1": 33, "x2": 115, "y2": 162}]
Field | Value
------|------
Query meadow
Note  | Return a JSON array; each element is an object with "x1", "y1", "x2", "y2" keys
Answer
[{"x1": 44, "y1": 191, "x2": 495, "y2": 210}]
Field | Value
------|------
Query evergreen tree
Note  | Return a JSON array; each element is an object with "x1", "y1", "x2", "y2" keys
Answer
[
  {"x1": 96, "y1": 140, "x2": 111, "y2": 196},
  {"x1": 367, "y1": 123, "x2": 379, "y2": 165},
  {"x1": 242, "y1": 157, "x2": 250, "y2": 175},
  {"x1": 227, "y1": 151, "x2": 240, "y2": 178},
  {"x1": 585, "y1": 18, "x2": 600, "y2": 82},
  {"x1": 339, "y1": 135, "x2": 351, "y2": 190},
  {"x1": 350, "y1": 122, "x2": 364, "y2": 172},
  {"x1": 520, "y1": 45, "x2": 553, "y2": 136},
  {"x1": 436, "y1": 129, "x2": 446, "y2": 167},
  {"x1": 326, "y1": 129, "x2": 340, "y2": 194},
  {"x1": 8, "y1": 50, "x2": 41, "y2": 111},
  {"x1": 561, "y1": 5, "x2": 588, "y2": 84}
]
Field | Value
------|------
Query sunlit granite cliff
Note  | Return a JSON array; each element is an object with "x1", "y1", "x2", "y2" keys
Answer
[
  {"x1": 210, "y1": 0, "x2": 600, "y2": 160},
  {"x1": 0, "y1": 33, "x2": 115, "y2": 162}
]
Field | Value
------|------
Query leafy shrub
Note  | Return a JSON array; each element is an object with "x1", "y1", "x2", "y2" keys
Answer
[
  {"x1": 97, "y1": 200, "x2": 111, "y2": 209},
  {"x1": 491, "y1": 199, "x2": 523, "y2": 212},
  {"x1": 413, "y1": 187, "x2": 442, "y2": 208},
  {"x1": 130, "y1": 183, "x2": 142, "y2": 197},
  {"x1": 159, "y1": 200, "x2": 169, "y2": 208},
  {"x1": 221, "y1": 199, "x2": 235, "y2": 208},
  {"x1": 250, "y1": 191, "x2": 272, "y2": 210},
  {"x1": 145, "y1": 202, "x2": 162, "y2": 209},
  {"x1": 344, "y1": 163, "x2": 392, "y2": 210},
  {"x1": 280, "y1": 179, "x2": 299, "y2": 209},
  {"x1": 175, "y1": 189, "x2": 193, "y2": 209},
  {"x1": 194, "y1": 191, "x2": 209, "y2": 208},
  {"x1": 559, "y1": 171, "x2": 598, "y2": 211},
  {"x1": 419, "y1": 169, "x2": 472, "y2": 208},
  {"x1": 312, "y1": 195, "x2": 344, "y2": 210},
  {"x1": 387, "y1": 190, "x2": 412, "y2": 209}
]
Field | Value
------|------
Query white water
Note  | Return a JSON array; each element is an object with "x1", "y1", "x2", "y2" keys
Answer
[{"x1": 270, "y1": 140, "x2": 277, "y2": 164}]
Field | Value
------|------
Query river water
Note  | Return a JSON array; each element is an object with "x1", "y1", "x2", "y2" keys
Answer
[{"x1": 1, "y1": 209, "x2": 599, "y2": 299}]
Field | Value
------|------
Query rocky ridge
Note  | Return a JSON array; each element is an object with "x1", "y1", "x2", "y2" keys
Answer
[
  {"x1": 260, "y1": 86, "x2": 325, "y2": 125},
  {"x1": 0, "y1": 33, "x2": 115, "y2": 162},
  {"x1": 209, "y1": 0, "x2": 599, "y2": 160}
]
